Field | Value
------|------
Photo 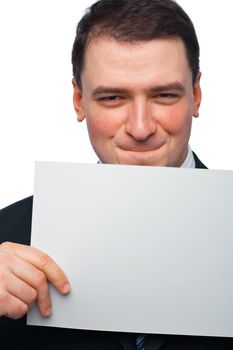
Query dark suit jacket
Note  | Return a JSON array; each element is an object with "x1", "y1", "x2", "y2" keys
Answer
[{"x1": 0, "y1": 154, "x2": 233, "y2": 349}]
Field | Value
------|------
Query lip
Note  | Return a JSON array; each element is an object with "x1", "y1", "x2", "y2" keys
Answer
[
  {"x1": 118, "y1": 145, "x2": 164, "y2": 153},
  {"x1": 121, "y1": 149, "x2": 157, "y2": 153}
]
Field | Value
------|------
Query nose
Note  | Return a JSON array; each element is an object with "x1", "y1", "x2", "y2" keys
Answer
[{"x1": 125, "y1": 100, "x2": 157, "y2": 141}]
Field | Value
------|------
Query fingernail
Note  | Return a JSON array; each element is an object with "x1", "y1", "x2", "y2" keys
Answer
[
  {"x1": 62, "y1": 283, "x2": 71, "y2": 294},
  {"x1": 44, "y1": 307, "x2": 52, "y2": 317}
]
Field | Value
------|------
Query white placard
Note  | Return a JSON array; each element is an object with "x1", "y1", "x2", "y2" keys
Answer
[{"x1": 28, "y1": 162, "x2": 233, "y2": 337}]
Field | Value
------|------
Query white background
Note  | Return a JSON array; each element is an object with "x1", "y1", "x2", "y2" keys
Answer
[{"x1": 0, "y1": 0, "x2": 232, "y2": 209}]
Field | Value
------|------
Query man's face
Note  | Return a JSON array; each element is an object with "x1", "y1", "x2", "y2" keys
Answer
[{"x1": 73, "y1": 37, "x2": 201, "y2": 167}]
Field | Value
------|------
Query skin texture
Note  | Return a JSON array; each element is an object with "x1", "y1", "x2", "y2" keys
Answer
[
  {"x1": 0, "y1": 37, "x2": 202, "y2": 320},
  {"x1": 73, "y1": 37, "x2": 202, "y2": 167},
  {"x1": 0, "y1": 242, "x2": 70, "y2": 319}
]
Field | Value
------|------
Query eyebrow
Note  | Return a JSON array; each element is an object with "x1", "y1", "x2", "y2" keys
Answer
[
  {"x1": 92, "y1": 87, "x2": 129, "y2": 98},
  {"x1": 92, "y1": 83, "x2": 185, "y2": 98},
  {"x1": 150, "y1": 83, "x2": 185, "y2": 94}
]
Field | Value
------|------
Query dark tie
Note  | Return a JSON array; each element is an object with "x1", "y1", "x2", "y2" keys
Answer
[{"x1": 136, "y1": 334, "x2": 146, "y2": 350}]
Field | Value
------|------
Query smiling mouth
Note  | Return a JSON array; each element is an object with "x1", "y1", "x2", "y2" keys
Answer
[{"x1": 119, "y1": 145, "x2": 164, "y2": 153}]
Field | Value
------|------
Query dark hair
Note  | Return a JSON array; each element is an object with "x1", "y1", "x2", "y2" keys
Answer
[{"x1": 72, "y1": 0, "x2": 200, "y2": 88}]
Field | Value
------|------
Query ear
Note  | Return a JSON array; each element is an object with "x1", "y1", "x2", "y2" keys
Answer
[
  {"x1": 193, "y1": 72, "x2": 202, "y2": 118},
  {"x1": 72, "y1": 78, "x2": 85, "y2": 122}
]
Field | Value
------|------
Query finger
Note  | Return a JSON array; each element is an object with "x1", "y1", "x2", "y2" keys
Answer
[
  {"x1": 5, "y1": 272, "x2": 37, "y2": 308},
  {"x1": 10, "y1": 255, "x2": 52, "y2": 316},
  {"x1": 0, "y1": 245, "x2": 52, "y2": 317},
  {"x1": 2, "y1": 242, "x2": 70, "y2": 294},
  {"x1": 0, "y1": 290, "x2": 28, "y2": 319}
]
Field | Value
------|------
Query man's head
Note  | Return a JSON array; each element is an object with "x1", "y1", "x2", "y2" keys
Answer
[
  {"x1": 71, "y1": 0, "x2": 202, "y2": 167},
  {"x1": 72, "y1": 0, "x2": 200, "y2": 89}
]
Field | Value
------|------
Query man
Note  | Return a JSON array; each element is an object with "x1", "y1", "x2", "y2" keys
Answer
[{"x1": 0, "y1": 0, "x2": 231, "y2": 349}]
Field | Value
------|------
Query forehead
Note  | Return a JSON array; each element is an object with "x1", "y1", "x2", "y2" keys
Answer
[{"x1": 82, "y1": 37, "x2": 192, "y2": 89}]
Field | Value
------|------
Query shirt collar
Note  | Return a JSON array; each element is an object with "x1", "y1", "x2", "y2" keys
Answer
[{"x1": 180, "y1": 145, "x2": 195, "y2": 168}]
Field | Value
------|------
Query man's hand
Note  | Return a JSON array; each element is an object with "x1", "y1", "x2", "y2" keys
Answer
[{"x1": 0, "y1": 242, "x2": 70, "y2": 319}]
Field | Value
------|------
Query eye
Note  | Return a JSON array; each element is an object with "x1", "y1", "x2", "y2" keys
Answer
[
  {"x1": 97, "y1": 95, "x2": 124, "y2": 107},
  {"x1": 153, "y1": 92, "x2": 180, "y2": 105},
  {"x1": 100, "y1": 96, "x2": 121, "y2": 101},
  {"x1": 157, "y1": 93, "x2": 178, "y2": 98}
]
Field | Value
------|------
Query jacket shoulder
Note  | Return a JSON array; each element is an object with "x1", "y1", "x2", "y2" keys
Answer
[{"x1": 0, "y1": 196, "x2": 33, "y2": 245}]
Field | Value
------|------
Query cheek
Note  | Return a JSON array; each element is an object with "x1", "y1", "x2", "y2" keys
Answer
[
  {"x1": 85, "y1": 118, "x2": 108, "y2": 150},
  {"x1": 158, "y1": 102, "x2": 193, "y2": 135},
  {"x1": 84, "y1": 104, "x2": 125, "y2": 141}
]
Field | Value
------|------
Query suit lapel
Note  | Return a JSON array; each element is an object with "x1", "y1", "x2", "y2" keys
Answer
[
  {"x1": 192, "y1": 152, "x2": 207, "y2": 169},
  {"x1": 117, "y1": 332, "x2": 137, "y2": 350},
  {"x1": 144, "y1": 335, "x2": 165, "y2": 350}
]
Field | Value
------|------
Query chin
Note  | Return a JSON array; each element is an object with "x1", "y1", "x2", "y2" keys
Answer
[{"x1": 115, "y1": 150, "x2": 168, "y2": 167}]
